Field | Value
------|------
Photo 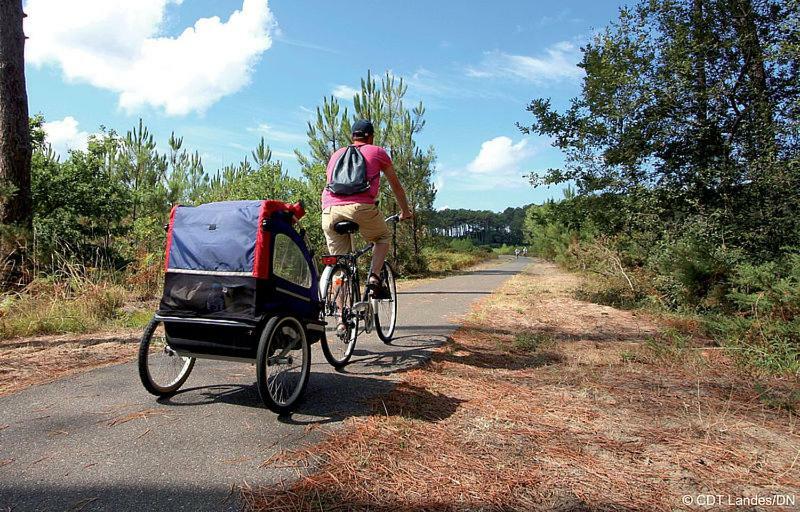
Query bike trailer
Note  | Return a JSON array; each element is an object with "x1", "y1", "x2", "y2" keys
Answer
[{"x1": 156, "y1": 200, "x2": 323, "y2": 360}]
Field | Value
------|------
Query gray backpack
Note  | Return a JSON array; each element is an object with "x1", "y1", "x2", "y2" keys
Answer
[{"x1": 326, "y1": 145, "x2": 371, "y2": 195}]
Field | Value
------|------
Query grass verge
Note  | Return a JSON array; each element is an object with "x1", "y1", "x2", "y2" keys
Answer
[
  {"x1": 421, "y1": 246, "x2": 496, "y2": 275},
  {"x1": 0, "y1": 277, "x2": 153, "y2": 340}
]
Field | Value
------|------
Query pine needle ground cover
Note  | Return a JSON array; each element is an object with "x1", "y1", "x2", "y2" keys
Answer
[{"x1": 243, "y1": 260, "x2": 800, "y2": 511}]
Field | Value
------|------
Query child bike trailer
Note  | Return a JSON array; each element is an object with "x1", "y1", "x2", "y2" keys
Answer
[{"x1": 138, "y1": 200, "x2": 323, "y2": 414}]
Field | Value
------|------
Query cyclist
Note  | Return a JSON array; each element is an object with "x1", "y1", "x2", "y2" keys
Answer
[{"x1": 321, "y1": 119, "x2": 412, "y2": 304}]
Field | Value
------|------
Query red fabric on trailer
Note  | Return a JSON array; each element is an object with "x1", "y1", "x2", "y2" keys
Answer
[{"x1": 253, "y1": 200, "x2": 306, "y2": 278}]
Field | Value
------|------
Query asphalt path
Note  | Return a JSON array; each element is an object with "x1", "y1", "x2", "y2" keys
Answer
[{"x1": 0, "y1": 256, "x2": 529, "y2": 511}]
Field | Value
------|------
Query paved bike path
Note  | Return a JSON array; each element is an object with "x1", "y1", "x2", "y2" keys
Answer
[{"x1": 0, "y1": 257, "x2": 530, "y2": 511}]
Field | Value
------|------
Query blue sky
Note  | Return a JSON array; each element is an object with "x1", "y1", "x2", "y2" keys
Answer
[{"x1": 24, "y1": 0, "x2": 623, "y2": 212}]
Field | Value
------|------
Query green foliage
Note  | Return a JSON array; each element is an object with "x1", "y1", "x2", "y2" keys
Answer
[
  {"x1": 521, "y1": 0, "x2": 800, "y2": 258},
  {"x1": 513, "y1": 332, "x2": 554, "y2": 352},
  {"x1": 420, "y1": 246, "x2": 494, "y2": 275},
  {"x1": 519, "y1": 0, "x2": 800, "y2": 377},
  {"x1": 448, "y1": 238, "x2": 476, "y2": 253},
  {"x1": 703, "y1": 254, "x2": 800, "y2": 375},
  {"x1": 494, "y1": 244, "x2": 518, "y2": 255},
  {"x1": 31, "y1": 129, "x2": 132, "y2": 268}
]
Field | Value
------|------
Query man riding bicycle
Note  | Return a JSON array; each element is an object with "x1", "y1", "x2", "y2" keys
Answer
[{"x1": 321, "y1": 119, "x2": 412, "y2": 302}]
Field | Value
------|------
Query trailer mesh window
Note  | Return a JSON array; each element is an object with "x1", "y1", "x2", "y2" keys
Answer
[{"x1": 273, "y1": 233, "x2": 311, "y2": 288}]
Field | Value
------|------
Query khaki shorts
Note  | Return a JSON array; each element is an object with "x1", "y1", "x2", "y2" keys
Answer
[{"x1": 322, "y1": 203, "x2": 391, "y2": 255}]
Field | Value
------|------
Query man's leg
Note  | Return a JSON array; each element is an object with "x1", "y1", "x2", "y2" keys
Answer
[
  {"x1": 353, "y1": 204, "x2": 392, "y2": 297},
  {"x1": 322, "y1": 206, "x2": 352, "y2": 333},
  {"x1": 370, "y1": 242, "x2": 390, "y2": 281}
]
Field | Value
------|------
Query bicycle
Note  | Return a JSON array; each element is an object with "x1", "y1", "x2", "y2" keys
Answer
[{"x1": 318, "y1": 214, "x2": 400, "y2": 368}]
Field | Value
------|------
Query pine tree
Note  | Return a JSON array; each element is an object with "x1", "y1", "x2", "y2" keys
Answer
[{"x1": 0, "y1": 0, "x2": 32, "y2": 227}]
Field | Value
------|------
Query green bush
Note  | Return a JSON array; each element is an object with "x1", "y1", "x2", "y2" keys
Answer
[
  {"x1": 702, "y1": 254, "x2": 800, "y2": 375},
  {"x1": 494, "y1": 244, "x2": 518, "y2": 255},
  {"x1": 448, "y1": 238, "x2": 476, "y2": 252}
]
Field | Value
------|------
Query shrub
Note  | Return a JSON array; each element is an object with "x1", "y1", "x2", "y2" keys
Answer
[
  {"x1": 448, "y1": 238, "x2": 476, "y2": 253},
  {"x1": 703, "y1": 253, "x2": 800, "y2": 376}
]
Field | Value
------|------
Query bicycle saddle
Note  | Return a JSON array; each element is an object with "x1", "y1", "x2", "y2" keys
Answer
[{"x1": 333, "y1": 220, "x2": 359, "y2": 234}]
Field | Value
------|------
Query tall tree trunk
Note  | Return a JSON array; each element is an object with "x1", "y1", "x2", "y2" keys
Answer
[
  {"x1": 0, "y1": 0, "x2": 32, "y2": 227},
  {"x1": 732, "y1": 0, "x2": 773, "y2": 140}
]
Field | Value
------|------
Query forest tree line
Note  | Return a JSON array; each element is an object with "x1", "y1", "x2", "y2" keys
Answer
[{"x1": 429, "y1": 206, "x2": 528, "y2": 246}]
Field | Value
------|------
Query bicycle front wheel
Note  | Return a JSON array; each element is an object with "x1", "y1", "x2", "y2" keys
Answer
[
  {"x1": 320, "y1": 264, "x2": 358, "y2": 368},
  {"x1": 374, "y1": 262, "x2": 397, "y2": 343}
]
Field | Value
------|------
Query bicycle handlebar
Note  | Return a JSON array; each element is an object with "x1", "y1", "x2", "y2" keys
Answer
[{"x1": 385, "y1": 214, "x2": 401, "y2": 224}]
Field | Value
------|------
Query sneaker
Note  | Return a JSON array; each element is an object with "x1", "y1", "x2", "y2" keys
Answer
[{"x1": 367, "y1": 276, "x2": 391, "y2": 300}]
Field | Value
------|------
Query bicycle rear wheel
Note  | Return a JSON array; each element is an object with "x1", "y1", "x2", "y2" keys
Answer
[
  {"x1": 320, "y1": 264, "x2": 358, "y2": 367},
  {"x1": 374, "y1": 262, "x2": 397, "y2": 343}
]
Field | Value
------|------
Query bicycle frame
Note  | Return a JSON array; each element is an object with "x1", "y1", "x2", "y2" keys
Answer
[{"x1": 318, "y1": 214, "x2": 399, "y2": 334}]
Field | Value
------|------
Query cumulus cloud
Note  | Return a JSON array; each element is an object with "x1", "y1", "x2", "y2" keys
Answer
[
  {"x1": 43, "y1": 116, "x2": 90, "y2": 156},
  {"x1": 467, "y1": 136, "x2": 530, "y2": 175},
  {"x1": 24, "y1": 0, "x2": 276, "y2": 115},
  {"x1": 437, "y1": 136, "x2": 534, "y2": 191},
  {"x1": 467, "y1": 41, "x2": 583, "y2": 84},
  {"x1": 331, "y1": 85, "x2": 359, "y2": 100}
]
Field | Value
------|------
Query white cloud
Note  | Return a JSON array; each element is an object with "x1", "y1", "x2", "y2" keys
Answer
[
  {"x1": 437, "y1": 136, "x2": 534, "y2": 191},
  {"x1": 331, "y1": 85, "x2": 359, "y2": 100},
  {"x1": 25, "y1": 0, "x2": 276, "y2": 116},
  {"x1": 248, "y1": 123, "x2": 306, "y2": 144},
  {"x1": 467, "y1": 41, "x2": 583, "y2": 84},
  {"x1": 467, "y1": 136, "x2": 531, "y2": 175},
  {"x1": 43, "y1": 116, "x2": 90, "y2": 156}
]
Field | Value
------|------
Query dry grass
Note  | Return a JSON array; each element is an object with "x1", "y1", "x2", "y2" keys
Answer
[
  {"x1": 0, "y1": 274, "x2": 154, "y2": 340},
  {"x1": 0, "y1": 263, "x2": 155, "y2": 395},
  {"x1": 243, "y1": 260, "x2": 800, "y2": 511},
  {"x1": 422, "y1": 248, "x2": 497, "y2": 275}
]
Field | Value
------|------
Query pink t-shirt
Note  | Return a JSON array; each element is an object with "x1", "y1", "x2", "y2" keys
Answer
[{"x1": 321, "y1": 142, "x2": 392, "y2": 209}]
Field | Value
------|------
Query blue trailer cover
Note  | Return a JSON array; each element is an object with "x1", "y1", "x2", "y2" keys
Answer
[{"x1": 167, "y1": 200, "x2": 261, "y2": 273}]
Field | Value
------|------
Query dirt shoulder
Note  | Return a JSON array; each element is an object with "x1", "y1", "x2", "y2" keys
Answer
[
  {"x1": 0, "y1": 330, "x2": 141, "y2": 397},
  {"x1": 244, "y1": 259, "x2": 800, "y2": 511}
]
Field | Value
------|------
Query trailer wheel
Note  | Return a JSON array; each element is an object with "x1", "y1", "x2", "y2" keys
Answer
[{"x1": 256, "y1": 316, "x2": 311, "y2": 414}]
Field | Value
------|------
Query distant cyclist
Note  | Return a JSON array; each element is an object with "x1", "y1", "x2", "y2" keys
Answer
[
  {"x1": 514, "y1": 248, "x2": 520, "y2": 259},
  {"x1": 321, "y1": 119, "x2": 412, "y2": 300}
]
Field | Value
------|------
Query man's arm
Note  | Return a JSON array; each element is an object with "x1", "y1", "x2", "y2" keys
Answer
[{"x1": 382, "y1": 163, "x2": 413, "y2": 219}]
